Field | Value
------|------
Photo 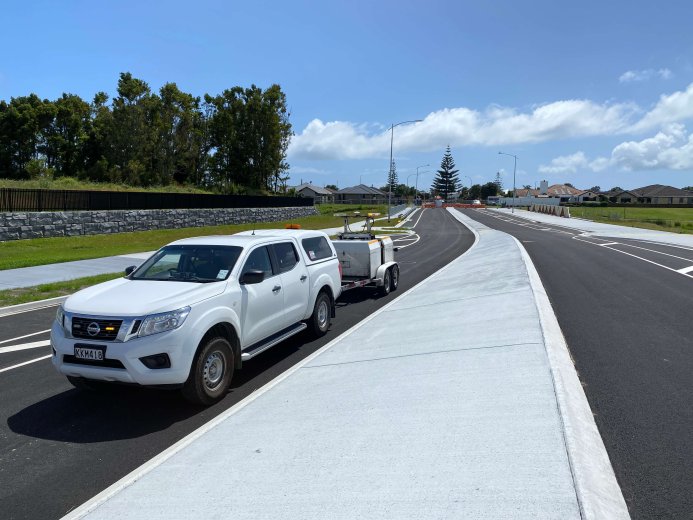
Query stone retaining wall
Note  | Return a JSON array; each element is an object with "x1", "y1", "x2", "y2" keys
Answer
[{"x1": 0, "y1": 206, "x2": 317, "y2": 241}]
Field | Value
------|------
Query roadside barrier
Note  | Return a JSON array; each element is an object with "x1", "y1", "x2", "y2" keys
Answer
[{"x1": 530, "y1": 204, "x2": 571, "y2": 218}]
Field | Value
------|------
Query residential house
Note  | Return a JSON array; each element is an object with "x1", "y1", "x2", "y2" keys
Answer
[
  {"x1": 293, "y1": 183, "x2": 334, "y2": 204},
  {"x1": 335, "y1": 184, "x2": 387, "y2": 204},
  {"x1": 632, "y1": 184, "x2": 693, "y2": 204}
]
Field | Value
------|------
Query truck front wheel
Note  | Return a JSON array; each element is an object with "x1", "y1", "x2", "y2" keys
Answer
[
  {"x1": 308, "y1": 291, "x2": 331, "y2": 337},
  {"x1": 182, "y1": 337, "x2": 234, "y2": 406}
]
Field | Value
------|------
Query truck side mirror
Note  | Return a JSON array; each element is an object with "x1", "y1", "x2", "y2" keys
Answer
[
  {"x1": 124, "y1": 265, "x2": 136, "y2": 276},
  {"x1": 240, "y1": 270, "x2": 265, "y2": 285}
]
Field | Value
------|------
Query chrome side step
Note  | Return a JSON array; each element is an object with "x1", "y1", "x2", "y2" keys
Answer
[{"x1": 241, "y1": 322, "x2": 308, "y2": 361}]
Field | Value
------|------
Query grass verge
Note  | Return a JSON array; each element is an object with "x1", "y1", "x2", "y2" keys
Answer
[
  {"x1": 569, "y1": 206, "x2": 693, "y2": 234},
  {"x1": 0, "y1": 272, "x2": 122, "y2": 308},
  {"x1": 0, "y1": 204, "x2": 389, "y2": 270}
]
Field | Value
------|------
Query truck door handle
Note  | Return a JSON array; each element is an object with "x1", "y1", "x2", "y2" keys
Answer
[
  {"x1": 272, "y1": 285, "x2": 281, "y2": 292},
  {"x1": 300, "y1": 275, "x2": 307, "y2": 282}
]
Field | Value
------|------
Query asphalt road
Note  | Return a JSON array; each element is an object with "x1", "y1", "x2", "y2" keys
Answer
[
  {"x1": 0, "y1": 208, "x2": 474, "y2": 520},
  {"x1": 460, "y1": 208, "x2": 693, "y2": 520}
]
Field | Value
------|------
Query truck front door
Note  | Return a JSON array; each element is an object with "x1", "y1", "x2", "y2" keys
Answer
[{"x1": 239, "y1": 245, "x2": 285, "y2": 347}]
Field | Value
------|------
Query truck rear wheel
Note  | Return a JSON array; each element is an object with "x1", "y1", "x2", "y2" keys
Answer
[
  {"x1": 308, "y1": 291, "x2": 331, "y2": 337},
  {"x1": 182, "y1": 337, "x2": 234, "y2": 406}
]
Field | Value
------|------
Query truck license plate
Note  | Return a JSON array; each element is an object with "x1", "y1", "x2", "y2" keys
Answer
[{"x1": 74, "y1": 345, "x2": 105, "y2": 361}]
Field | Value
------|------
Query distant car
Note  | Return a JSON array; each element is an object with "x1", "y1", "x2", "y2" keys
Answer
[{"x1": 472, "y1": 199, "x2": 481, "y2": 205}]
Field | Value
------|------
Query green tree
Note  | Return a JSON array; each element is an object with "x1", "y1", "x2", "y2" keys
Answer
[
  {"x1": 494, "y1": 171, "x2": 503, "y2": 193},
  {"x1": 431, "y1": 145, "x2": 460, "y2": 200},
  {"x1": 387, "y1": 159, "x2": 398, "y2": 195},
  {"x1": 157, "y1": 82, "x2": 204, "y2": 186},
  {"x1": 45, "y1": 93, "x2": 91, "y2": 178},
  {"x1": 204, "y1": 84, "x2": 292, "y2": 192},
  {"x1": 109, "y1": 72, "x2": 161, "y2": 185},
  {"x1": 480, "y1": 181, "x2": 500, "y2": 199},
  {"x1": 0, "y1": 94, "x2": 54, "y2": 178},
  {"x1": 325, "y1": 184, "x2": 338, "y2": 191}
]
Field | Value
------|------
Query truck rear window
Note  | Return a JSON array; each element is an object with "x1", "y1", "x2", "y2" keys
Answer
[{"x1": 301, "y1": 236, "x2": 333, "y2": 261}]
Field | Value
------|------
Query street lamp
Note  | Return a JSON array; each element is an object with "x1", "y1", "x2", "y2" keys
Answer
[
  {"x1": 465, "y1": 175, "x2": 473, "y2": 200},
  {"x1": 415, "y1": 164, "x2": 429, "y2": 199},
  {"x1": 498, "y1": 152, "x2": 518, "y2": 213},
  {"x1": 388, "y1": 119, "x2": 422, "y2": 221}
]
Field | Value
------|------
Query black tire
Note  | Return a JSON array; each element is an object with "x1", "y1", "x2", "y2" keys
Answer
[
  {"x1": 380, "y1": 268, "x2": 392, "y2": 296},
  {"x1": 66, "y1": 375, "x2": 110, "y2": 392},
  {"x1": 308, "y1": 291, "x2": 331, "y2": 337},
  {"x1": 390, "y1": 264, "x2": 399, "y2": 291},
  {"x1": 182, "y1": 337, "x2": 234, "y2": 406}
]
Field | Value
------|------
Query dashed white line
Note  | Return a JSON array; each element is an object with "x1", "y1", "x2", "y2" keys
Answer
[
  {"x1": 600, "y1": 242, "x2": 619, "y2": 246},
  {"x1": 0, "y1": 339, "x2": 51, "y2": 354},
  {"x1": 0, "y1": 329, "x2": 51, "y2": 346},
  {"x1": 0, "y1": 355, "x2": 52, "y2": 374},
  {"x1": 678, "y1": 265, "x2": 693, "y2": 275}
]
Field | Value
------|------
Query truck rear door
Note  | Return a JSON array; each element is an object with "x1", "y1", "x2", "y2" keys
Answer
[{"x1": 270, "y1": 241, "x2": 310, "y2": 326}]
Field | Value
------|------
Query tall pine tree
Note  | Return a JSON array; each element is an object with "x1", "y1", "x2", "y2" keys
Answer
[
  {"x1": 387, "y1": 158, "x2": 398, "y2": 195},
  {"x1": 431, "y1": 145, "x2": 460, "y2": 200}
]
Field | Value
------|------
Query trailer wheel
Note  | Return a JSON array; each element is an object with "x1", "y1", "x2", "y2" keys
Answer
[
  {"x1": 390, "y1": 265, "x2": 399, "y2": 291},
  {"x1": 380, "y1": 268, "x2": 392, "y2": 296}
]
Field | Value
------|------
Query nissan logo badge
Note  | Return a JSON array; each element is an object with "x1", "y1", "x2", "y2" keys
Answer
[{"x1": 87, "y1": 322, "x2": 101, "y2": 336}]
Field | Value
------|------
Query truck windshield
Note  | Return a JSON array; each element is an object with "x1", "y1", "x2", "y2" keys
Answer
[{"x1": 131, "y1": 245, "x2": 243, "y2": 282}]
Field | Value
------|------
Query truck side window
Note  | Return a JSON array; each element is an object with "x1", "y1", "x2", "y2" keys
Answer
[
  {"x1": 302, "y1": 236, "x2": 332, "y2": 261},
  {"x1": 272, "y1": 242, "x2": 299, "y2": 273},
  {"x1": 241, "y1": 246, "x2": 273, "y2": 278}
]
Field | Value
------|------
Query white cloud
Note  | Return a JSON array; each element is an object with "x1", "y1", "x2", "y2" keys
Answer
[
  {"x1": 538, "y1": 152, "x2": 589, "y2": 174},
  {"x1": 289, "y1": 100, "x2": 638, "y2": 160},
  {"x1": 619, "y1": 68, "x2": 672, "y2": 83},
  {"x1": 630, "y1": 82, "x2": 693, "y2": 132},
  {"x1": 288, "y1": 82, "x2": 693, "y2": 161},
  {"x1": 611, "y1": 124, "x2": 693, "y2": 170},
  {"x1": 540, "y1": 124, "x2": 693, "y2": 173}
]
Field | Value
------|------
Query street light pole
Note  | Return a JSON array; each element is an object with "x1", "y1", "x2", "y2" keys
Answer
[
  {"x1": 415, "y1": 164, "x2": 429, "y2": 204},
  {"x1": 498, "y1": 152, "x2": 518, "y2": 213},
  {"x1": 388, "y1": 119, "x2": 422, "y2": 221},
  {"x1": 465, "y1": 175, "x2": 473, "y2": 200}
]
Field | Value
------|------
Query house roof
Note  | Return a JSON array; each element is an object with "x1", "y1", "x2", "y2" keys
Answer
[
  {"x1": 336, "y1": 184, "x2": 386, "y2": 196},
  {"x1": 547, "y1": 184, "x2": 582, "y2": 196},
  {"x1": 631, "y1": 184, "x2": 693, "y2": 197},
  {"x1": 294, "y1": 183, "x2": 334, "y2": 196}
]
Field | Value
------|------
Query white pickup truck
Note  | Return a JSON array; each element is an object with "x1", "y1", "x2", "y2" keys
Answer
[{"x1": 50, "y1": 229, "x2": 341, "y2": 405}]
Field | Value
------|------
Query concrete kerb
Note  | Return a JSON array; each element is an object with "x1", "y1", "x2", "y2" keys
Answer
[
  {"x1": 62, "y1": 212, "x2": 483, "y2": 520},
  {"x1": 447, "y1": 208, "x2": 630, "y2": 520},
  {"x1": 0, "y1": 295, "x2": 68, "y2": 318}
]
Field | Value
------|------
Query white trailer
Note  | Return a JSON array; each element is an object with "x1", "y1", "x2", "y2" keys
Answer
[{"x1": 331, "y1": 213, "x2": 400, "y2": 296}]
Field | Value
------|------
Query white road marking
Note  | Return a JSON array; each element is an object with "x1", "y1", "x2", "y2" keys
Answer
[
  {"x1": 599, "y1": 242, "x2": 619, "y2": 246},
  {"x1": 410, "y1": 208, "x2": 427, "y2": 228},
  {"x1": 616, "y1": 242, "x2": 693, "y2": 262},
  {"x1": 393, "y1": 233, "x2": 421, "y2": 249},
  {"x1": 573, "y1": 237, "x2": 693, "y2": 280},
  {"x1": 678, "y1": 265, "x2": 693, "y2": 274},
  {"x1": 0, "y1": 340, "x2": 51, "y2": 354},
  {"x1": 0, "y1": 354, "x2": 52, "y2": 373},
  {"x1": 0, "y1": 329, "x2": 51, "y2": 346}
]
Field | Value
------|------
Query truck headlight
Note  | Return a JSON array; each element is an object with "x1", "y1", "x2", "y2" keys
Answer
[
  {"x1": 56, "y1": 305, "x2": 65, "y2": 329},
  {"x1": 138, "y1": 307, "x2": 191, "y2": 337}
]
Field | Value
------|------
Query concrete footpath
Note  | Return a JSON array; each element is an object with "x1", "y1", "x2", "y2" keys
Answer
[{"x1": 63, "y1": 209, "x2": 629, "y2": 520}]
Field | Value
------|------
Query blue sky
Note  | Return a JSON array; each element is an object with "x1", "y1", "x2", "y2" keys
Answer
[{"x1": 2, "y1": 0, "x2": 693, "y2": 191}]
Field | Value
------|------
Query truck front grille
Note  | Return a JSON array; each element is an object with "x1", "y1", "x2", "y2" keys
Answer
[{"x1": 72, "y1": 317, "x2": 122, "y2": 341}]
